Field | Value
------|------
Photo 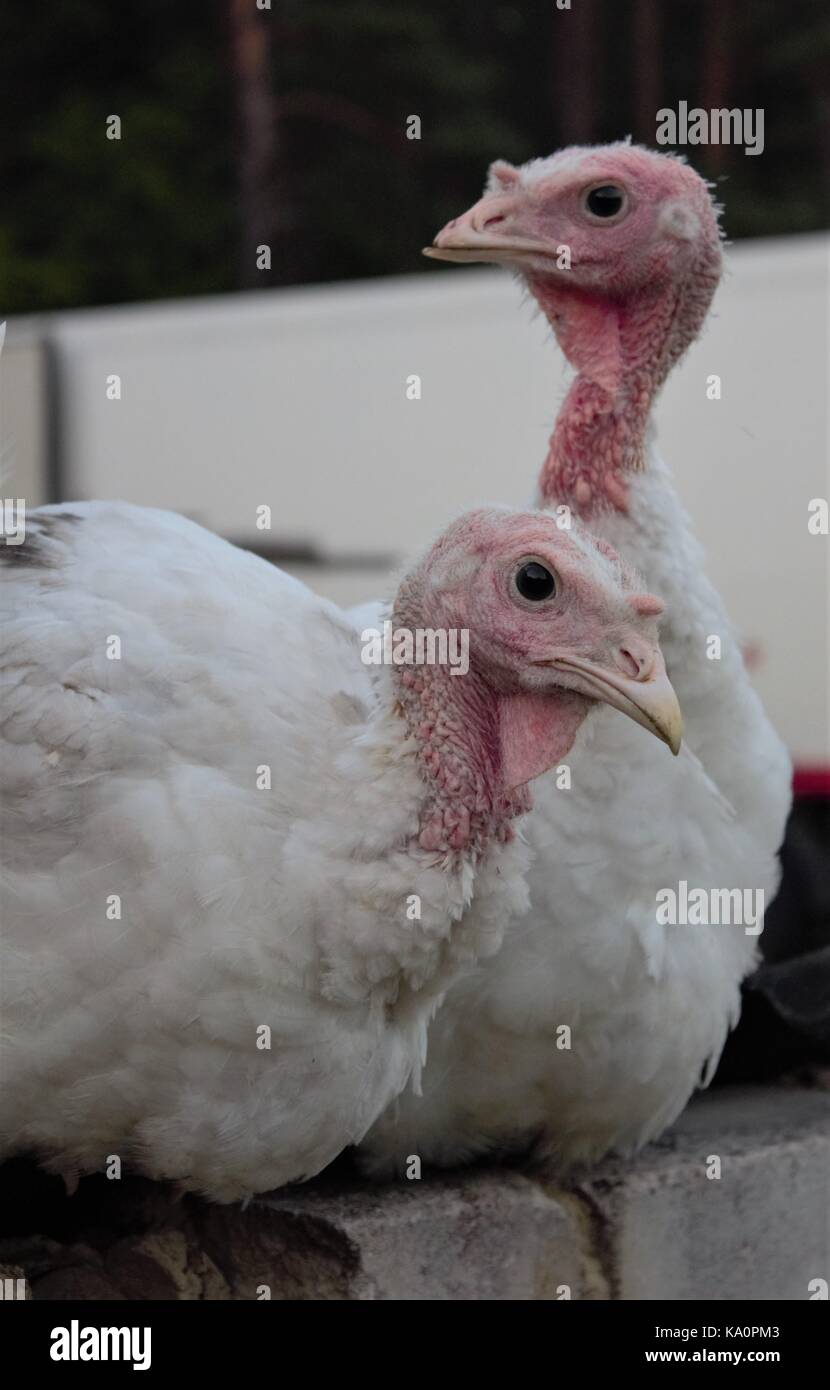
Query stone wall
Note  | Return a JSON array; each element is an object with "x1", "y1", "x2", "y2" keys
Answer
[{"x1": 1, "y1": 1086, "x2": 827, "y2": 1301}]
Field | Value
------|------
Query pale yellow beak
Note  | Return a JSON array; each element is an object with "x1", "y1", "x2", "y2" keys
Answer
[
  {"x1": 424, "y1": 195, "x2": 553, "y2": 267},
  {"x1": 549, "y1": 651, "x2": 683, "y2": 755}
]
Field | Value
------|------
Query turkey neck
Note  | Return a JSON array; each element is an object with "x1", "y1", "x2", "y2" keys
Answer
[
  {"x1": 532, "y1": 241, "x2": 720, "y2": 516},
  {"x1": 393, "y1": 653, "x2": 530, "y2": 858}
]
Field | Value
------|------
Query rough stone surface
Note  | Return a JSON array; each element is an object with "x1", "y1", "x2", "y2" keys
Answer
[
  {"x1": 259, "y1": 1169, "x2": 583, "y2": 1300},
  {"x1": 573, "y1": 1087, "x2": 830, "y2": 1301},
  {"x1": 0, "y1": 1086, "x2": 826, "y2": 1300}
]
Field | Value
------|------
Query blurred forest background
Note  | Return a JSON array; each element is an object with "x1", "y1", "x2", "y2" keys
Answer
[{"x1": 1, "y1": 0, "x2": 828, "y2": 314}]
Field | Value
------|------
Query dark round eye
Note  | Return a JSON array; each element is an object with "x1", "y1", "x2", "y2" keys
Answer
[
  {"x1": 515, "y1": 561, "x2": 556, "y2": 602},
  {"x1": 585, "y1": 184, "x2": 625, "y2": 218}
]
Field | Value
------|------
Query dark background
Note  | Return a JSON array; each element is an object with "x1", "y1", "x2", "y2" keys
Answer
[{"x1": 2, "y1": 0, "x2": 828, "y2": 315}]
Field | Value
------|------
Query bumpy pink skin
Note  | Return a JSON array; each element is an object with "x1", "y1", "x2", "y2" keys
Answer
[
  {"x1": 437, "y1": 144, "x2": 723, "y2": 514},
  {"x1": 389, "y1": 509, "x2": 661, "y2": 855},
  {"x1": 523, "y1": 147, "x2": 722, "y2": 511}
]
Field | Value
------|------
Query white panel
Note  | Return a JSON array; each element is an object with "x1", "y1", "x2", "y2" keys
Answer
[
  {"x1": 5, "y1": 234, "x2": 828, "y2": 760},
  {"x1": 0, "y1": 326, "x2": 50, "y2": 506}
]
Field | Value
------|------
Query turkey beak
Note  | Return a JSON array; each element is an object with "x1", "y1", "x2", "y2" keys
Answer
[
  {"x1": 424, "y1": 195, "x2": 547, "y2": 265},
  {"x1": 548, "y1": 647, "x2": 683, "y2": 755}
]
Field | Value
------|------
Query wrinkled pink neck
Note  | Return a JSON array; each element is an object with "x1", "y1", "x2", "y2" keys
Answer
[
  {"x1": 393, "y1": 654, "x2": 528, "y2": 857},
  {"x1": 540, "y1": 370, "x2": 653, "y2": 513},
  {"x1": 532, "y1": 246, "x2": 719, "y2": 515}
]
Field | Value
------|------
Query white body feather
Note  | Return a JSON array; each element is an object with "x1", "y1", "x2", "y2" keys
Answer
[{"x1": 0, "y1": 503, "x2": 529, "y2": 1200}]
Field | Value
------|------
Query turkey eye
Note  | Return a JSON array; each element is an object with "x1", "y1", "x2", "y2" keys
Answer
[
  {"x1": 585, "y1": 184, "x2": 625, "y2": 218},
  {"x1": 515, "y1": 561, "x2": 556, "y2": 602}
]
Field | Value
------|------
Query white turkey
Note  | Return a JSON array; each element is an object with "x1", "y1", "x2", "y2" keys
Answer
[
  {"x1": 0, "y1": 499, "x2": 679, "y2": 1201},
  {"x1": 360, "y1": 142, "x2": 792, "y2": 1176}
]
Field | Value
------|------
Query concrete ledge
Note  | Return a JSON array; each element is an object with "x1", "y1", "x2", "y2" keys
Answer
[
  {"x1": 258, "y1": 1169, "x2": 583, "y2": 1300},
  {"x1": 0, "y1": 1086, "x2": 827, "y2": 1300},
  {"x1": 573, "y1": 1087, "x2": 830, "y2": 1301}
]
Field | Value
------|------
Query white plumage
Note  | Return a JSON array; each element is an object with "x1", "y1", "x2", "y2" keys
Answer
[
  {"x1": 0, "y1": 504, "x2": 497, "y2": 1200},
  {"x1": 0, "y1": 499, "x2": 678, "y2": 1200},
  {"x1": 359, "y1": 143, "x2": 792, "y2": 1176},
  {"x1": 361, "y1": 455, "x2": 791, "y2": 1173}
]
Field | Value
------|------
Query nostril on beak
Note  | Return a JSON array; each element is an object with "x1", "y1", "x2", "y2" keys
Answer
[
  {"x1": 471, "y1": 208, "x2": 508, "y2": 233},
  {"x1": 618, "y1": 646, "x2": 649, "y2": 680}
]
